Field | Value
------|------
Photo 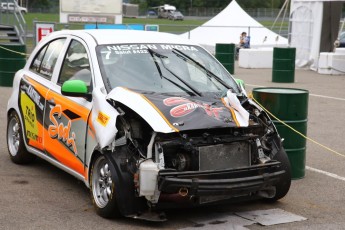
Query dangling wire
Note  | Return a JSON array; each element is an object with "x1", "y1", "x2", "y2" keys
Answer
[
  {"x1": 270, "y1": 0, "x2": 289, "y2": 31},
  {"x1": 338, "y1": 17, "x2": 345, "y2": 38},
  {"x1": 279, "y1": 0, "x2": 290, "y2": 38},
  {"x1": 270, "y1": 0, "x2": 290, "y2": 42},
  {"x1": 334, "y1": 17, "x2": 345, "y2": 52}
]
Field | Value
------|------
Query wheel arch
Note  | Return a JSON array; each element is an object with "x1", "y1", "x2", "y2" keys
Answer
[
  {"x1": 88, "y1": 149, "x2": 147, "y2": 216},
  {"x1": 7, "y1": 108, "x2": 26, "y2": 144},
  {"x1": 87, "y1": 149, "x2": 102, "y2": 187},
  {"x1": 7, "y1": 108, "x2": 18, "y2": 119},
  {"x1": 7, "y1": 108, "x2": 36, "y2": 164}
]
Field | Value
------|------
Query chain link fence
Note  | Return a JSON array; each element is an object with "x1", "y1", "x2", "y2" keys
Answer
[{"x1": 8, "y1": 6, "x2": 344, "y2": 53}]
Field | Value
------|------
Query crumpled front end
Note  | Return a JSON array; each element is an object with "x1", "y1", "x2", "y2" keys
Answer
[
  {"x1": 104, "y1": 88, "x2": 291, "y2": 219},
  {"x1": 158, "y1": 162, "x2": 283, "y2": 205},
  {"x1": 136, "y1": 124, "x2": 286, "y2": 208}
]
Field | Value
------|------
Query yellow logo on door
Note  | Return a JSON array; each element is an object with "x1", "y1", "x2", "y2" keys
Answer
[{"x1": 20, "y1": 92, "x2": 39, "y2": 141}]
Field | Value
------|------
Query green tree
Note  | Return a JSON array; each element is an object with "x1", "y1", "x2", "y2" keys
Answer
[
  {"x1": 146, "y1": 0, "x2": 164, "y2": 7},
  {"x1": 130, "y1": 0, "x2": 148, "y2": 11},
  {"x1": 238, "y1": 0, "x2": 286, "y2": 9},
  {"x1": 29, "y1": 0, "x2": 50, "y2": 8}
]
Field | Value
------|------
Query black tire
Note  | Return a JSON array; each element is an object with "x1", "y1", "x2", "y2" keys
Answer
[
  {"x1": 90, "y1": 154, "x2": 121, "y2": 218},
  {"x1": 266, "y1": 147, "x2": 291, "y2": 201},
  {"x1": 7, "y1": 110, "x2": 36, "y2": 164}
]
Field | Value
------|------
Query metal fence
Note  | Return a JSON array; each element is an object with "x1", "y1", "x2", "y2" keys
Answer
[
  {"x1": 1, "y1": 5, "x2": 342, "y2": 53},
  {"x1": 24, "y1": 6, "x2": 323, "y2": 20}
]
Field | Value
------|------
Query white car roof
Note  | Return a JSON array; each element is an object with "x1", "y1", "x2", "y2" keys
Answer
[{"x1": 50, "y1": 29, "x2": 196, "y2": 46}]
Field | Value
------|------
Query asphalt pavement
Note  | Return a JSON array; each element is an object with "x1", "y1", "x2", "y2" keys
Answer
[{"x1": 1, "y1": 64, "x2": 345, "y2": 229}]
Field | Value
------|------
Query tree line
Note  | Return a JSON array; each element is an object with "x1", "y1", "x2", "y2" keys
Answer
[{"x1": 129, "y1": 0, "x2": 288, "y2": 10}]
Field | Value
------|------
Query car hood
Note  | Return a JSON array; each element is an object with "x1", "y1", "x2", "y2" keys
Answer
[{"x1": 107, "y1": 87, "x2": 249, "y2": 133}]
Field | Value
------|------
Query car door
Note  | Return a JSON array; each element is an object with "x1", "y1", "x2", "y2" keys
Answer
[
  {"x1": 19, "y1": 38, "x2": 67, "y2": 152},
  {"x1": 44, "y1": 38, "x2": 93, "y2": 177}
]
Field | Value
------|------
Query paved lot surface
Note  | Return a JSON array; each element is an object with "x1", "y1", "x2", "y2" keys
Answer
[{"x1": 1, "y1": 65, "x2": 345, "y2": 229}]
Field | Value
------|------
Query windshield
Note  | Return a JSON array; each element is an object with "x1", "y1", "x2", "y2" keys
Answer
[{"x1": 97, "y1": 43, "x2": 239, "y2": 96}]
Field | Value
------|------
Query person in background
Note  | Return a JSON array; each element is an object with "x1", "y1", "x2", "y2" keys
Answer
[
  {"x1": 239, "y1": 32, "x2": 250, "y2": 48},
  {"x1": 236, "y1": 32, "x2": 250, "y2": 59}
]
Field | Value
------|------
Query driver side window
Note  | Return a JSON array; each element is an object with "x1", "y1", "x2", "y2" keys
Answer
[{"x1": 58, "y1": 40, "x2": 92, "y2": 90}]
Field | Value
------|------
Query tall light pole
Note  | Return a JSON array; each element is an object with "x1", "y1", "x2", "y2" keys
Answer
[{"x1": 190, "y1": 0, "x2": 193, "y2": 16}]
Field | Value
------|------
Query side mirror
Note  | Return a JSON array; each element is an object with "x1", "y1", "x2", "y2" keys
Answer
[{"x1": 61, "y1": 80, "x2": 92, "y2": 101}]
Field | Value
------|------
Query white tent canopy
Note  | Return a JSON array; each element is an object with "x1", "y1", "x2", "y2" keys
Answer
[{"x1": 180, "y1": 0, "x2": 288, "y2": 52}]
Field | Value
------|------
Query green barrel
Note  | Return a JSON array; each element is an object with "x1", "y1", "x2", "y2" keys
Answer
[
  {"x1": 272, "y1": 47, "x2": 296, "y2": 83},
  {"x1": 252, "y1": 87, "x2": 309, "y2": 179},
  {"x1": 215, "y1": 43, "x2": 235, "y2": 74},
  {"x1": 0, "y1": 44, "x2": 27, "y2": 87}
]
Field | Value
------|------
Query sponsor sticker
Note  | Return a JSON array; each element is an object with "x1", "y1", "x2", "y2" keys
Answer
[
  {"x1": 97, "y1": 111, "x2": 110, "y2": 127},
  {"x1": 48, "y1": 105, "x2": 78, "y2": 155},
  {"x1": 102, "y1": 44, "x2": 199, "y2": 58},
  {"x1": 20, "y1": 92, "x2": 41, "y2": 142},
  {"x1": 20, "y1": 83, "x2": 44, "y2": 111},
  {"x1": 164, "y1": 96, "x2": 223, "y2": 119}
]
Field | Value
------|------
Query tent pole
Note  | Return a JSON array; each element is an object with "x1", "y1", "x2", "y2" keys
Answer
[
  {"x1": 278, "y1": 0, "x2": 290, "y2": 37},
  {"x1": 270, "y1": 0, "x2": 290, "y2": 31},
  {"x1": 339, "y1": 18, "x2": 345, "y2": 38}
]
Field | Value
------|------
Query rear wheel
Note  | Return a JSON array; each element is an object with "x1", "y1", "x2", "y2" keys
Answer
[
  {"x1": 90, "y1": 154, "x2": 120, "y2": 218},
  {"x1": 267, "y1": 147, "x2": 291, "y2": 201},
  {"x1": 7, "y1": 111, "x2": 36, "y2": 164}
]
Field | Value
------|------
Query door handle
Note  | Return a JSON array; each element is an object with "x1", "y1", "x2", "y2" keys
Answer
[{"x1": 47, "y1": 98, "x2": 56, "y2": 106}]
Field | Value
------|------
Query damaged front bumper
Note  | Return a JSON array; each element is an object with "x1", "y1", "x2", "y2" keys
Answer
[{"x1": 158, "y1": 161, "x2": 285, "y2": 203}]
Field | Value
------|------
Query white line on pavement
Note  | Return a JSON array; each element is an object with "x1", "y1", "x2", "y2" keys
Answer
[
  {"x1": 306, "y1": 166, "x2": 345, "y2": 182},
  {"x1": 247, "y1": 84, "x2": 265, "y2": 87},
  {"x1": 309, "y1": 94, "x2": 345, "y2": 101},
  {"x1": 246, "y1": 84, "x2": 345, "y2": 101}
]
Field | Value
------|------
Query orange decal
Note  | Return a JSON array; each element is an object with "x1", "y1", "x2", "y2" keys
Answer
[
  {"x1": 24, "y1": 75, "x2": 90, "y2": 122},
  {"x1": 97, "y1": 111, "x2": 110, "y2": 127},
  {"x1": 27, "y1": 122, "x2": 44, "y2": 151},
  {"x1": 84, "y1": 167, "x2": 89, "y2": 182},
  {"x1": 48, "y1": 92, "x2": 90, "y2": 121},
  {"x1": 44, "y1": 131, "x2": 84, "y2": 176},
  {"x1": 24, "y1": 76, "x2": 50, "y2": 99},
  {"x1": 48, "y1": 105, "x2": 78, "y2": 155}
]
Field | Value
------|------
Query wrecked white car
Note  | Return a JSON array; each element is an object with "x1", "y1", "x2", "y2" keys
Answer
[{"x1": 7, "y1": 30, "x2": 291, "y2": 221}]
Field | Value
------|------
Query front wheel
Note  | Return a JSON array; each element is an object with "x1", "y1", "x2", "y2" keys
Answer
[
  {"x1": 90, "y1": 154, "x2": 120, "y2": 218},
  {"x1": 266, "y1": 147, "x2": 291, "y2": 201},
  {"x1": 7, "y1": 110, "x2": 36, "y2": 164}
]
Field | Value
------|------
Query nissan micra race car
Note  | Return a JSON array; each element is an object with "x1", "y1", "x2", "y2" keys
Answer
[{"x1": 7, "y1": 29, "x2": 291, "y2": 221}]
